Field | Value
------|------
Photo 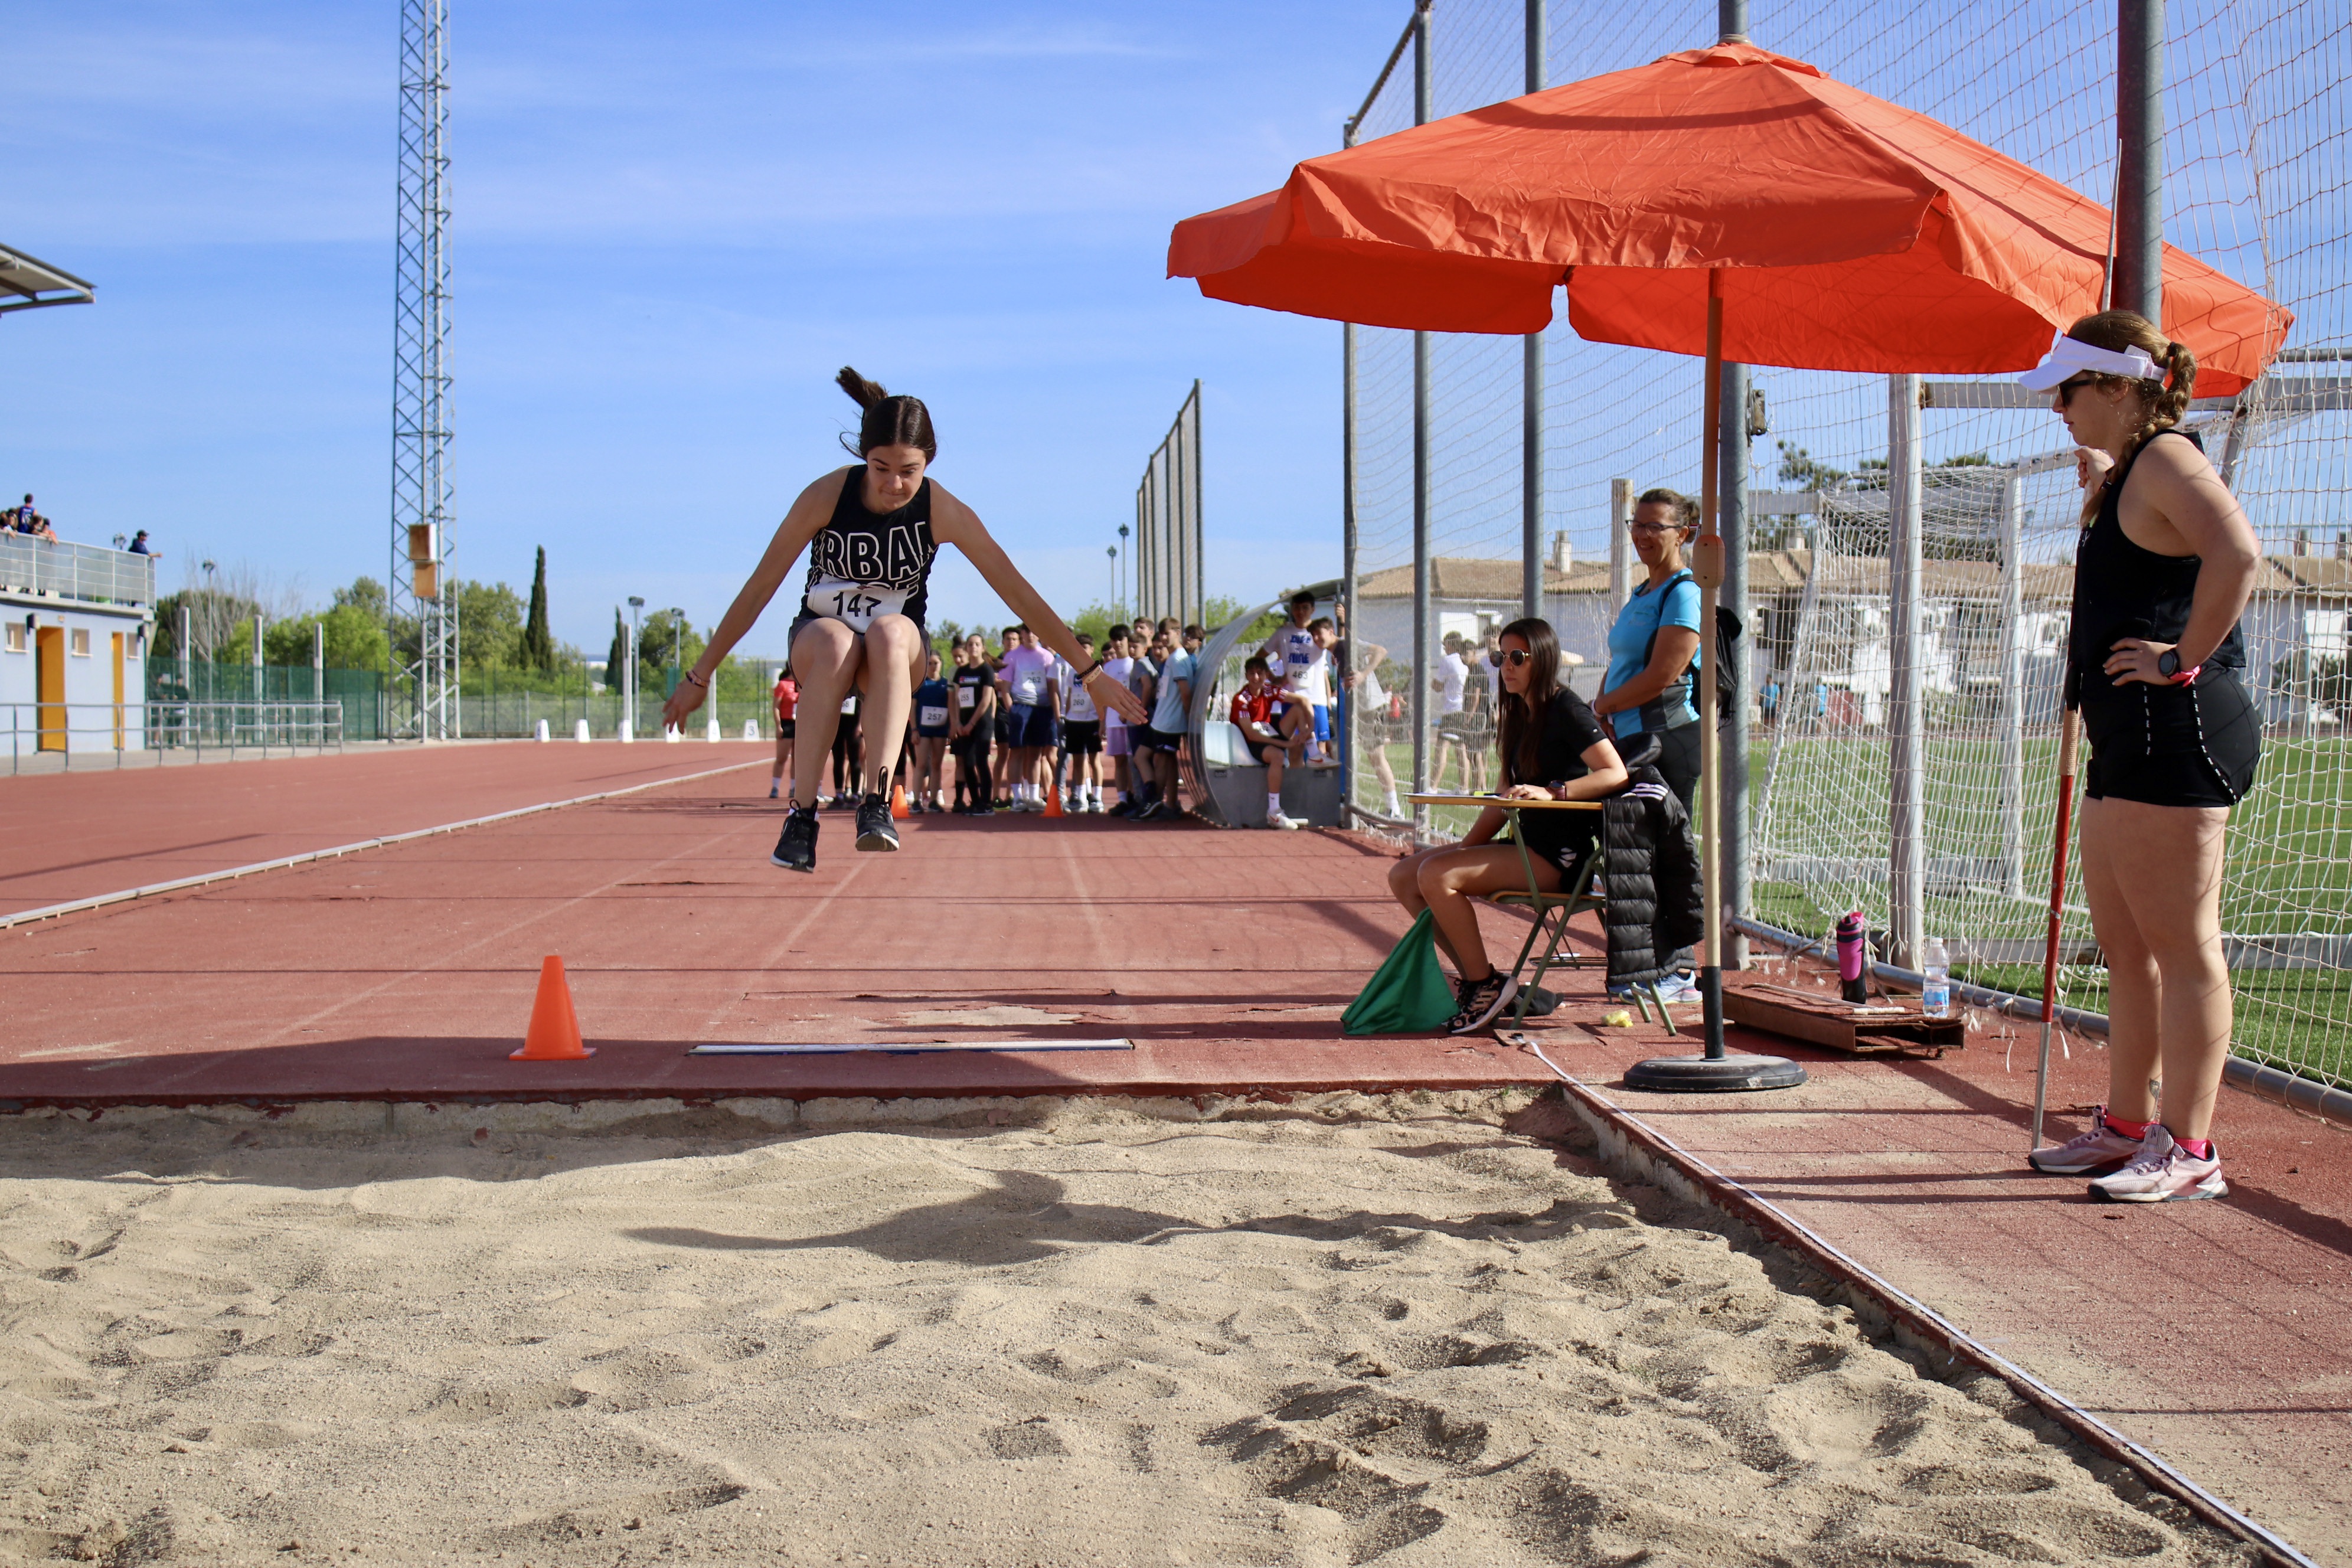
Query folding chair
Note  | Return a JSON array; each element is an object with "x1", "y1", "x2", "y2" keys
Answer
[{"x1": 1488, "y1": 816, "x2": 1675, "y2": 1034}]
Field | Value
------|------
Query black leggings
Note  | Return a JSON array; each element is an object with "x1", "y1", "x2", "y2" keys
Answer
[
  {"x1": 830, "y1": 709, "x2": 863, "y2": 795},
  {"x1": 957, "y1": 733, "x2": 994, "y2": 808}
]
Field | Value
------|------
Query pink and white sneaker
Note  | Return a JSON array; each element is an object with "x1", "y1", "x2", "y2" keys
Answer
[
  {"x1": 2027, "y1": 1107, "x2": 2147, "y2": 1175},
  {"x1": 2087, "y1": 1126, "x2": 2227, "y2": 1204}
]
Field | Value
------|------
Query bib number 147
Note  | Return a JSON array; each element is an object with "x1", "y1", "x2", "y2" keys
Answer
[{"x1": 831, "y1": 588, "x2": 883, "y2": 620}]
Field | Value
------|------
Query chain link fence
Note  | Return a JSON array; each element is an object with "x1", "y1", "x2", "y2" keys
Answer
[{"x1": 1340, "y1": 0, "x2": 2350, "y2": 1090}]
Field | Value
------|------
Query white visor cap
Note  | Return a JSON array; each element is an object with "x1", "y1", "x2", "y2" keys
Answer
[{"x1": 2018, "y1": 333, "x2": 2162, "y2": 392}]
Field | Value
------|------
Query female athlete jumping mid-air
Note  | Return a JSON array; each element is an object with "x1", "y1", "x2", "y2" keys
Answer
[{"x1": 662, "y1": 367, "x2": 1148, "y2": 873}]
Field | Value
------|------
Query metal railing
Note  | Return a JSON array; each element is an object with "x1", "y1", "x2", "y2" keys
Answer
[
  {"x1": 5, "y1": 700, "x2": 342, "y2": 773},
  {"x1": 0, "y1": 537, "x2": 156, "y2": 606}
]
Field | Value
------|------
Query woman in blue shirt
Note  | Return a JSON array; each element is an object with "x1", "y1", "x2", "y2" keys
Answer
[{"x1": 1592, "y1": 488, "x2": 1704, "y2": 808}]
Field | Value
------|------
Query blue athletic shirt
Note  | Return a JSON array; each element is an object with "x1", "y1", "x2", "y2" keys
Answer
[
  {"x1": 913, "y1": 677, "x2": 952, "y2": 736},
  {"x1": 1602, "y1": 570, "x2": 1702, "y2": 736}
]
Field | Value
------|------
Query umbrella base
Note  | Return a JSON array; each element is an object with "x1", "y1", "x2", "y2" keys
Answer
[{"x1": 1623, "y1": 1053, "x2": 1808, "y2": 1093}]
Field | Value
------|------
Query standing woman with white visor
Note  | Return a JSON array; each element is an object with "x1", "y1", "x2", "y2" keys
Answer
[
  {"x1": 663, "y1": 368, "x2": 1147, "y2": 873},
  {"x1": 2018, "y1": 313, "x2": 2262, "y2": 1203}
]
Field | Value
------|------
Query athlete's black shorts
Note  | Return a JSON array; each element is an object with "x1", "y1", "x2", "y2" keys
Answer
[
  {"x1": 1132, "y1": 724, "x2": 1181, "y2": 754},
  {"x1": 787, "y1": 607, "x2": 926, "y2": 651},
  {"x1": 1061, "y1": 720, "x2": 1102, "y2": 755},
  {"x1": 2082, "y1": 666, "x2": 2260, "y2": 808},
  {"x1": 775, "y1": 718, "x2": 796, "y2": 740}
]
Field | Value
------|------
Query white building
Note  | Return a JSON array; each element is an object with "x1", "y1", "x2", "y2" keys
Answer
[{"x1": 0, "y1": 537, "x2": 156, "y2": 760}]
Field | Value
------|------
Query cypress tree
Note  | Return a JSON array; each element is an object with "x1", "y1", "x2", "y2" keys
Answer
[
  {"x1": 605, "y1": 608, "x2": 628, "y2": 692},
  {"x1": 521, "y1": 547, "x2": 554, "y2": 671}
]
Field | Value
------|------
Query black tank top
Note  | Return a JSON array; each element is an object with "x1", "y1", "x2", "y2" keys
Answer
[
  {"x1": 2067, "y1": 429, "x2": 2241, "y2": 707},
  {"x1": 802, "y1": 469, "x2": 938, "y2": 627}
]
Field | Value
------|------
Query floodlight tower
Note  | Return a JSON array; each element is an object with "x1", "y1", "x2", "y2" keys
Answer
[{"x1": 389, "y1": 0, "x2": 455, "y2": 739}]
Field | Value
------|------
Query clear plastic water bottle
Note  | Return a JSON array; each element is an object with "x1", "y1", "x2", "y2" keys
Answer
[{"x1": 1920, "y1": 937, "x2": 1952, "y2": 1018}]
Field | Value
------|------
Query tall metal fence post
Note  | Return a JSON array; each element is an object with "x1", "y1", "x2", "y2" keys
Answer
[
  {"x1": 1520, "y1": 0, "x2": 1546, "y2": 623},
  {"x1": 1887, "y1": 373, "x2": 1926, "y2": 969},
  {"x1": 1721, "y1": 358, "x2": 1752, "y2": 963},
  {"x1": 1609, "y1": 478, "x2": 1632, "y2": 612},
  {"x1": 1409, "y1": 0, "x2": 1433, "y2": 824},
  {"x1": 1998, "y1": 472, "x2": 2027, "y2": 897},
  {"x1": 2114, "y1": 0, "x2": 2165, "y2": 324},
  {"x1": 1342, "y1": 312, "x2": 1361, "y2": 815}
]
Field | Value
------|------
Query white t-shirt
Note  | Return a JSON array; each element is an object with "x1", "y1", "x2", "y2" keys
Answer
[
  {"x1": 1001, "y1": 645, "x2": 1054, "y2": 707},
  {"x1": 1058, "y1": 658, "x2": 1098, "y2": 723},
  {"x1": 1302, "y1": 643, "x2": 1334, "y2": 708},
  {"x1": 1266, "y1": 622, "x2": 1318, "y2": 697},
  {"x1": 1100, "y1": 656, "x2": 1134, "y2": 731},
  {"x1": 1438, "y1": 652, "x2": 1468, "y2": 714}
]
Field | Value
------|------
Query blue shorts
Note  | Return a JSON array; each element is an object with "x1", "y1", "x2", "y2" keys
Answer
[
  {"x1": 1311, "y1": 705, "x2": 1331, "y2": 744},
  {"x1": 1005, "y1": 703, "x2": 1059, "y2": 749}
]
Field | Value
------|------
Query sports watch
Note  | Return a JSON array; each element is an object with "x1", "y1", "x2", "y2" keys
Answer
[{"x1": 2156, "y1": 648, "x2": 2182, "y2": 680}]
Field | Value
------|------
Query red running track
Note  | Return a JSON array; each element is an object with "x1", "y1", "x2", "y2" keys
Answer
[
  {"x1": 0, "y1": 747, "x2": 2343, "y2": 1560},
  {"x1": 0, "y1": 740, "x2": 769, "y2": 919}
]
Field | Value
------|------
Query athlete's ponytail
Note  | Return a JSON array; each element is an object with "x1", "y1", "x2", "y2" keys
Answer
[
  {"x1": 835, "y1": 365, "x2": 938, "y2": 462},
  {"x1": 2060, "y1": 311, "x2": 2199, "y2": 525}
]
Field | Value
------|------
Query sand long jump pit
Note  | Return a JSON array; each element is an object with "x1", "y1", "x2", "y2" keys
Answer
[{"x1": 0, "y1": 1090, "x2": 2258, "y2": 1566}]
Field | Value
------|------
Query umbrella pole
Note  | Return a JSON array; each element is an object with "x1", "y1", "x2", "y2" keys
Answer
[
  {"x1": 2031, "y1": 707, "x2": 2083, "y2": 1150},
  {"x1": 1625, "y1": 273, "x2": 1803, "y2": 1093}
]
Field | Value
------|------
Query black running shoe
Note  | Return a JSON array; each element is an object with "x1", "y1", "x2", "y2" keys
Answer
[
  {"x1": 855, "y1": 792, "x2": 900, "y2": 852},
  {"x1": 1446, "y1": 973, "x2": 1519, "y2": 1035},
  {"x1": 772, "y1": 805, "x2": 818, "y2": 873}
]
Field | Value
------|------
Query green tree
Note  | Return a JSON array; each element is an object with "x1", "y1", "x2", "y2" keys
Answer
[
  {"x1": 605, "y1": 609, "x2": 628, "y2": 691},
  {"x1": 637, "y1": 608, "x2": 703, "y2": 690},
  {"x1": 520, "y1": 548, "x2": 555, "y2": 672},
  {"x1": 453, "y1": 579, "x2": 525, "y2": 669},
  {"x1": 261, "y1": 605, "x2": 391, "y2": 671}
]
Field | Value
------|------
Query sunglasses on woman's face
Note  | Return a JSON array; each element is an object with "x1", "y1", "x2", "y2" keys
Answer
[
  {"x1": 2056, "y1": 375, "x2": 2099, "y2": 407},
  {"x1": 1500, "y1": 648, "x2": 1532, "y2": 667}
]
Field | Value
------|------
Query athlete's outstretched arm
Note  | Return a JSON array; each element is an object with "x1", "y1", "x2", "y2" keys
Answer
[
  {"x1": 662, "y1": 471, "x2": 844, "y2": 730},
  {"x1": 932, "y1": 487, "x2": 1150, "y2": 726}
]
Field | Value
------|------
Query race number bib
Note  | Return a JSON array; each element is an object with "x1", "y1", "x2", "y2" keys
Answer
[
  {"x1": 1013, "y1": 665, "x2": 1047, "y2": 705},
  {"x1": 805, "y1": 576, "x2": 909, "y2": 633},
  {"x1": 919, "y1": 704, "x2": 949, "y2": 729},
  {"x1": 956, "y1": 686, "x2": 976, "y2": 711}
]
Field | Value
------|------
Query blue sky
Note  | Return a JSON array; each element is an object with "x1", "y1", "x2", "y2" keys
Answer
[{"x1": 2, "y1": 2, "x2": 1388, "y2": 655}]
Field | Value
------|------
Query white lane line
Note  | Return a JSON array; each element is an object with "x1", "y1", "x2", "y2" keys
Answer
[{"x1": 0, "y1": 759, "x2": 764, "y2": 932}]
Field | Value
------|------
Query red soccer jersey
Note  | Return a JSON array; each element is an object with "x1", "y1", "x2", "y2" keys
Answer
[
  {"x1": 773, "y1": 678, "x2": 798, "y2": 722},
  {"x1": 1229, "y1": 688, "x2": 1276, "y2": 735}
]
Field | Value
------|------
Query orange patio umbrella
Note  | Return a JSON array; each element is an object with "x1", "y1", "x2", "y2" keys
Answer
[
  {"x1": 1168, "y1": 39, "x2": 2287, "y2": 1071},
  {"x1": 1168, "y1": 40, "x2": 2284, "y2": 394}
]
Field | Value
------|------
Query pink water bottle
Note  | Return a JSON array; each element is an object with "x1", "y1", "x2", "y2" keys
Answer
[{"x1": 1835, "y1": 912, "x2": 1870, "y2": 1004}]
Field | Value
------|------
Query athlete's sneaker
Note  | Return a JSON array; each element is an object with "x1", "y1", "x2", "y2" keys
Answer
[
  {"x1": 826, "y1": 793, "x2": 856, "y2": 813},
  {"x1": 1651, "y1": 972, "x2": 1703, "y2": 1005},
  {"x1": 2027, "y1": 1107, "x2": 2148, "y2": 1175},
  {"x1": 854, "y1": 792, "x2": 900, "y2": 853},
  {"x1": 1108, "y1": 799, "x2": 1138, "y2": 818},
  {"x1": 1447, "y1": 973, "x2": 1520, "y2": 1035},
  {"x1": 771, "y1": 806, "x2": 818, "y2": 873},
  {"x1": 768, "y1": 784, "x2": 780, "y2": 799},
  {"x1": 2088, "y1": 1126, "x2": 2227, "y2": 1204},
  {"x1": 1266, "y1": 810, "x2": 1302, "y2": 831}
]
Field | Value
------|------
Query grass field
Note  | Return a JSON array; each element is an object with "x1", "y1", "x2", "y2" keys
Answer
[{"x1": 1360, "y1": 730, "x2": 2352, "y2": 1089}]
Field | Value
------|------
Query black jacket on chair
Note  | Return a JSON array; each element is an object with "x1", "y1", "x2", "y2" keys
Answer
[{"x1": 1601, "y1": 766, "x2": 1704, "y2": 986}]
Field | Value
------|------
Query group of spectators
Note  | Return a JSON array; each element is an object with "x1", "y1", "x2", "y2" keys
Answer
[
  {"x1": 1, "y1": 494, "x2": 153, "y2": 556},
  {"x1": 767, "y1": 615, "x2": 1209, "y2": 822}
]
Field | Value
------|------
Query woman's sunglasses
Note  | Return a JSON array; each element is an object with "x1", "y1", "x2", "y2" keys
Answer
[
  {"x1": 1500, "y1": 648, "x2": 1533, "y2": 667},
  {"x1": 2055, "y1": 374, "x2": 2100, "y2": 407}
]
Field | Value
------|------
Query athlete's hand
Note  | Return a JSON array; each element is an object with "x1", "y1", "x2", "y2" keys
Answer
[
  {"x1": 661, "y1": 677, "x2": 708, "y2": 731},
  {"x1": 2104, "y1": 638, "x2": 2177, "y2": 687},
  {"x1": 1501, "y1": 784, "x2": 1553, "y2": 801},
  {"x1": 1089, "y1": 669, "x2": 1149, "y2": 725},
  {"x1": 2075, "y1": 446, "x2": 2115, "y2": 492}
]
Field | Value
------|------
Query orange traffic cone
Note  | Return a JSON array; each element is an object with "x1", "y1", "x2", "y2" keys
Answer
[
  {"x1": 1043, "y1": 786, "x2": 1064, "y2": 819},
  {"x1": 891, "y1": 783, "x2": 909, "y2": 819},
  {"x1": 510, "y1": 955, "x2": 594, "y2": 1060}
]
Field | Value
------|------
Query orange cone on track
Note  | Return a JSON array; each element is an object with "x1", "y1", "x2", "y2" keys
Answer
[
  {"x1": 1043, "y1": 788, "x2": 1064, "y2": 819},
  {"x1": 511, "y1": 955, "x2": 595, "y2": 1060},
  {"x1": 891, "y1": 783, "x2": 909, "y2": 819}
]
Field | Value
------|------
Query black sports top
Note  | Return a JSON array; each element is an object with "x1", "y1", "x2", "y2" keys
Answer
[
  {"x1": 2067, "y1": 429, "x2": 2241, "y2": 707},
  {"x1": 801, "y1": 469, "x2": 938, "y2": 631}
]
